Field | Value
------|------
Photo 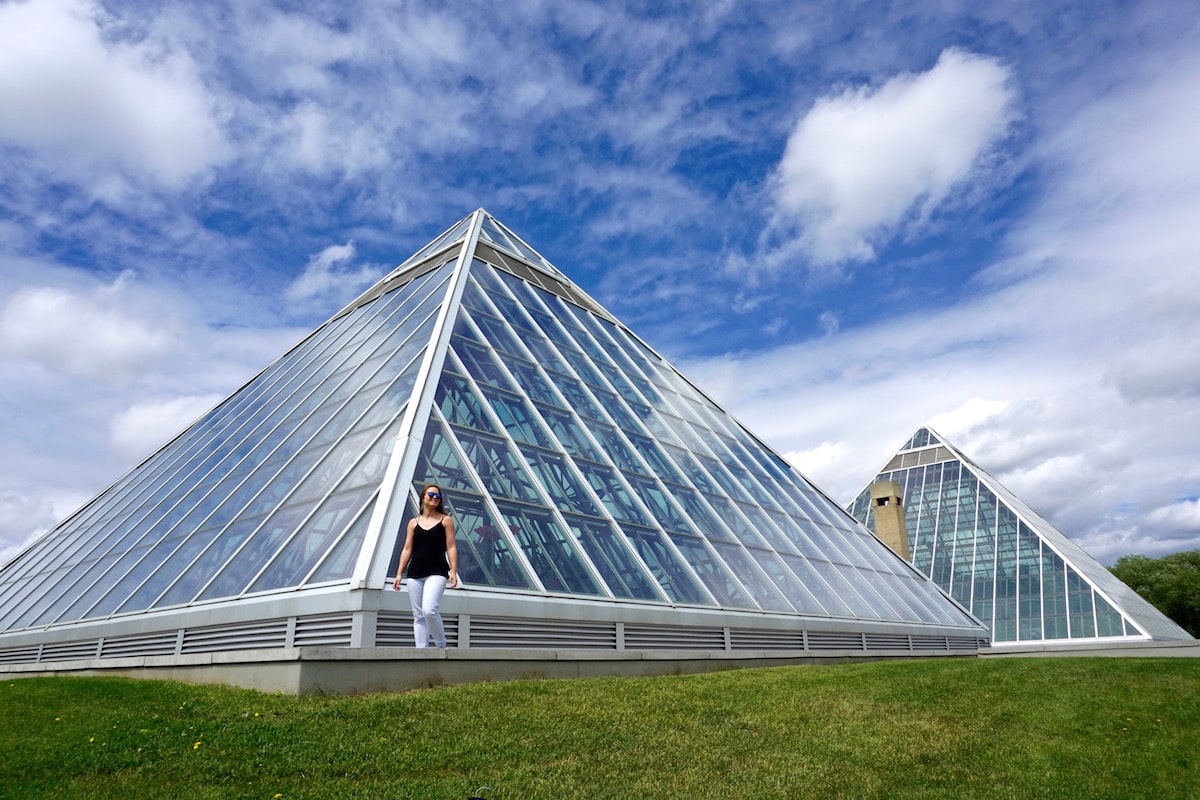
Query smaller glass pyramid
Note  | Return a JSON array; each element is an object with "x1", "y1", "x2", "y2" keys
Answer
[{"x1": 849, "y1": 427, "x2": 1193, "y2": 645}]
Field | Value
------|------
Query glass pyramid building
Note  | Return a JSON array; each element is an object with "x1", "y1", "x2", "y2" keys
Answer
[
  {"x1": 0, "y1": 212, "x2": 986, "y2": 667},
  {"x1": 849, "y1": 427, "x2": 1192, "y2": 646}
]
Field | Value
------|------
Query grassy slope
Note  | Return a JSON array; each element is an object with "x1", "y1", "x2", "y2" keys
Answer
[{"x1": 1, "y1": 658, "x2": 1197, "y2": 800}]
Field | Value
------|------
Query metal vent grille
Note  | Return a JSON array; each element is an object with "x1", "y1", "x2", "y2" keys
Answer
[
  {"x1": 729, "y1": 628, "x2": 805, "y2": 650},
  {"x1": 475, "y1": 243, "x2": 614, "y2": 322},
  {"x1": 0, "y1": 645, "x2": 41, "y2": 665},
  {"x1": 294, "y1": 613, "x2": 354, "y2": 647},
  {"x1": 911, "y1": 635, "x2": 952, "y2": 651},
  {"x1": 100, "y1": 632, "x2": 179, "y2": 659},
  {"x1": 339, "y1": 245, "x2": 460, "y2": 318},
  {"x1": 864, "y1": 633, "x2": 912, "y2": 650},
  {"x1": 947, "y1": 636, "x2": 985, "y2": 651},
  {"x1": 180, "y1": 620, "x2": 289, "y2": 654},
  {"x1": 807, "y1": 632, "x2": 866, "y2": 651},
  {"x1": 623, "y1": 624, "x2": 725, "y2": 650},
  {"x1": 375, "y1": 612, "x2": 460, "y2": 647},
  {"x1": 884, "y1": 446, "x2": 955, "y2": 472},
  {"x1": 469, "y1": 616, "x2": 616, "y2": 649},
  {"x1": 41, "y1": 640, "x2": 101, "y2": 661}
]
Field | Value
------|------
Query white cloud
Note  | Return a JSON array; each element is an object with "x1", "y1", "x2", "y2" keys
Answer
[
  {"x1": 284, "y1": 242, "x2": 386, "y2": 314},
  {"x1": 928, "y1": 397, "x2": 1009, "y2": 437},
  {"x1": 0, "y1": 0, "x2": 231, "y2": 189},
  {"x1": 0, "y1": 276, "x2": 176, "y2": 379},
  {"x1": 1145, "y1": 499, "x2": 1200, "y2": 532},
  {"x1": 767, "y1": 48, "x2": 1017, "y2": 267},
  {"x1": 693, "y1": 46, "x2": 1200, "y2": 562},
  {"x1": 109, "y1": 394, "x2": 224, "y2": 460},
  {"x1": 784, "y1": 440, "x2": 849, "y2": 476}
]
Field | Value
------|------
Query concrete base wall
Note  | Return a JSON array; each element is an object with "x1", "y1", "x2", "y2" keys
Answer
[
  {"x1": 0, "y1": 646, "x2": 971, "y2": 695},
  {"x1": 980, "y1": 639, "x2": 1200, "y2": 658}
]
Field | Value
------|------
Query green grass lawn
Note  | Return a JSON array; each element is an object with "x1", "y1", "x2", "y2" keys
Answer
[{"x1": 2, "y1": 657, "x2": 1197, "y2": 799}]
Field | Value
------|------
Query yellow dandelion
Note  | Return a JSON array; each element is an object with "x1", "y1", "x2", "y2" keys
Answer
[
  {"x1": 54, "y1": 717, "x2": 61, "y2": 722},
  {"x1": 193, "y1": 741, "x2": 202, "y2": 750},
  {"x1": 89, "y1": 737, "x2": 95, "y2": 743},
  {"x1": 254, "y1": 712, "x2": 260, "y2": 717}
]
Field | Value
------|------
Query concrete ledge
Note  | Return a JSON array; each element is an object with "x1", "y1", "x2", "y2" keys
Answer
[
  {"x1": 0, "y1": 645, "x2": 973, "y2": 694},
  {"x1": 980, "y1": 639, "x2": 1200, "y2": 658}
]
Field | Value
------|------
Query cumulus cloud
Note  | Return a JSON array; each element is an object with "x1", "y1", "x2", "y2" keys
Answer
[
  {"x1": 0, "y1": 0, "x2": 231, "y2": 189},
  {"x1": 284, "y1": 242, "x2": 386, "y2": 314},
  {"x1": 691, "y1": 48, "x2": 1200, "y2": 563},
  {"x1": 109, "y1": 394, "x2": 224, "y2": 460},
  {"x1": 0, "y1": 275, "x2": 176, "y2": 379},
  {"x1": 765, "y1": 48, "x2": 1017, "y2": 267}
]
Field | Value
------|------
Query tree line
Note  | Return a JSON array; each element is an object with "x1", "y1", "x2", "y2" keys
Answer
[{"x1": 1109, "y1": 549, "x2": 1200, "y2": 638}]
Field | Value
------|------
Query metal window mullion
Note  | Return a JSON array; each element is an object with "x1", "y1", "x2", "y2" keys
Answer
[
  {"x1": 179, "y1": 319, "x2": 418, "y2": 607},
  {"x1": 445, "y1": 321, "x2": 624, "y2": 600},
  {"x1": 427, "y1": 406, "x2": 545, "y2": 592},
  {"x1": 142, "y1": 301, "x2": 422, "y2": 610},
  {"x1": 353, "y1": 210, "x2": 487, "y2": 590}
]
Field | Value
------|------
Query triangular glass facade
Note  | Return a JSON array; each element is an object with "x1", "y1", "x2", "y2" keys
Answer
[
  {"x1": 0, "y1": 212, "x2": 986, "y2": 654},
  {"x1": 849, "y1": 427, "x2": 1192, "y2": 644}
]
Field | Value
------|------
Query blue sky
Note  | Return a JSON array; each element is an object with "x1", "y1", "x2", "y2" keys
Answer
[{"x1": 2, "y1": 0, "x2": 1199, "y2": 567}]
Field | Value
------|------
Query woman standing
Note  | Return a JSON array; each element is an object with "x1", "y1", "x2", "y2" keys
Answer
[{"x1": 393, "y1": 484, "x2": 459, "y2": 648}]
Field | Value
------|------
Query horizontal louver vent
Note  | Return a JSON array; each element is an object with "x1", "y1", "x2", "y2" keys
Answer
[
  {"x1": 294, "y1": 613, "x2": 354, "y2": 647},
  {"x1": 807, "y1": 632, "x2": 866, "y2": 651},
  {"x1": 864, "y1": 633, "x2": 911, "y2": 651},
  {"x1": 41, "y1": 640, "x2": 100, "y2": 661},
  {"x1": 375, "y1": 612, "x2": 459, "y2": 647},
  {"x1": 469, "y1": 617, "x2": 614, "y2": 649},
  {"x1": 911, "y1": 635, "x2": 951, "y2": 651},
  {"x1": 947, "y1": 636, "x2": 985, "y2": 651},
  {"x1": 100, "y1": 632, "x2": 179, "y2": 658},
  {"x1": 884, "y1": 446, "x2": 955, "y2": 471},
  {"x1": 730, "y1": 629, "x2": 804, "y2": 650},
  {"x1": 181, "y1": 620, "x2": 288, "y2": 654},
  {"x1": 623, "y1": 624, "x2": 725, "y2": 650},
  {"x1": 0, "y1": 645, "x2": 41, "y2": 664},
  {"x1": 477, "y1": 243, "x2": 614, "y2": 323}
]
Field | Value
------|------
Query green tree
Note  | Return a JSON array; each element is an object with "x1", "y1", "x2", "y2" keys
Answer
[{"x1": 1110, "y1": 550, "x2": 1200, "y2": 637}]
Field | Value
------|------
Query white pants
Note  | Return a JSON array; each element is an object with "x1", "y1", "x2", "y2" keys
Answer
[{"x1": 407, "y1": 575, "x2": 448, "y2": 648}]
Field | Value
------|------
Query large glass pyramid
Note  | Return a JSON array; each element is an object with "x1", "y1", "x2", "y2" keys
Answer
[
  {"x1": 0, "y1": 212, "x2": 987, "y2": 663},
  {"x1": 849, "y1": 427, "x2": 1192, "y2": 646}
]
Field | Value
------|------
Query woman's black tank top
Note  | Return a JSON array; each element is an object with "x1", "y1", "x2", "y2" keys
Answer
[{"x1": 408, "y1": 519, "x2": 450, "y2": 579}]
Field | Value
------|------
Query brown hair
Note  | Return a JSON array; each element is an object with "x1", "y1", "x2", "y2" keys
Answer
[{"x1": 420, "y1": 483, "x2": 446, "y2": 515}]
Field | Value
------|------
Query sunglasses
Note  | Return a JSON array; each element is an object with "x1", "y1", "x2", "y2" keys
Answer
[{"x1": 425, "y1": 491, "x2": 442, "y2": 499}]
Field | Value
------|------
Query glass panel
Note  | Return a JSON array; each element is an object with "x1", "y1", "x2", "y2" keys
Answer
[
  {"x1": 252, "y1": 488, "x2": 376, "y2": 592},
  {"x1": 1017, "y1": 522, "x2": 1043, "y2": 641},
  {"x1": 415, "y1": 418, "x2": 479, "y2": 493},
  {"x1": 664, "y1": 533, "x2": 753, "y2": 608},
  {"x1": 506, "y1": 358, "x2": 561, "y2": 406},
  {"x1": 560, "y1": 514, "x2": 662, "y2": 601},
  {"x1": 1041, "y1": 549, "x2": 1068, "y2": 640},
  {"x1": 494, "y1": 501, "x2": 601, "y2": 595},
  {"x1": 781, "y1": 555, "x2": 853, "y2": 617},
  {"x1": 478, "y1": 385, "x2": 556, "y2": 448},
  {"x1": 154, "y1": 516, "x2": 264, "y2": 607},
  {"x1": 519, "y1": 445, "x2": 602, "y2": 517},
  {"x1": 309, "y1": 498, "x2": 376, "y2": 583},
  {"x1": 453, "y1": 428, "x2": 543, "y2": 504},
  {"x1": 622, "y1": 524, "x2": 712, "y2": 605},
  {"x1": 435, "y1": 373, "x2": 502, "y2": 434},
  {"x1": 1067, "y1": 567, "x2": 1096, "y2": 638},
  {"x1": 709, "y1": 542, "x2": 793, "y2": 612},
  {"x1": 442, "y1": 491, "x2": 531, "y2": 590},
  {"x1": 572, "y1": 461, "x2": 645, "y2": 523},
  {"x1": 198, "y1": 503, "x2": 316, "y2": 600},
  {"x1": 538, "y1": 405, "x2": 603, "y2": 462}
]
